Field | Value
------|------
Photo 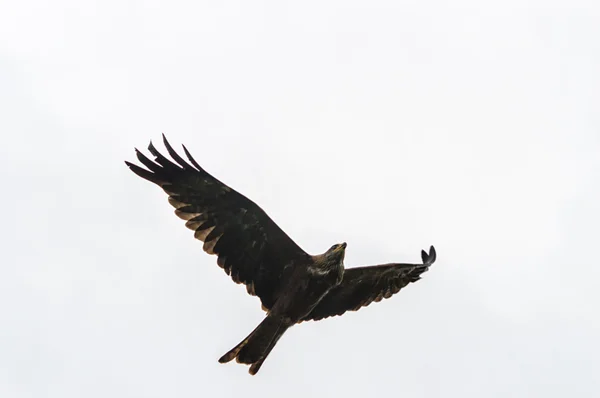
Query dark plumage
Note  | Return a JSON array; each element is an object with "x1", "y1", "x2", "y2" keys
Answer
[{"x1": 125, "y1": 135, "x2": 437, "y2": 375}]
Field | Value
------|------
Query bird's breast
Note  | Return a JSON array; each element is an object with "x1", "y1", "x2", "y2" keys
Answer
[{"x1": 270, "y1": 266, "x2": 340, "y2": 322}]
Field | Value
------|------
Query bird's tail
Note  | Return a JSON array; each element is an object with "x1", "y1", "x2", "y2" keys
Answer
[{"x1": 218, "y1": 314, "x2": 290, "y2": 375}]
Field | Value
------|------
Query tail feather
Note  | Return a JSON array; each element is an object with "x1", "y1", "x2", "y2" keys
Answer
[
  {"x1": 219, "y1": 315, "x2": 289, "y2": 375},
  {"x1": 247, "y1": 328, "x2": 285, "y2": 375}
]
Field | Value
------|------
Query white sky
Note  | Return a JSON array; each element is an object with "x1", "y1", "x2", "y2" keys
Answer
[{"x1": 1, "y1": 1, "x2": 599, "y2": 397}]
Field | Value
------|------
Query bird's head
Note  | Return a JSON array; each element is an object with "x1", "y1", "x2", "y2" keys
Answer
[{"x1": 325, "y1": 242, "x2": 347, "y2": 262}]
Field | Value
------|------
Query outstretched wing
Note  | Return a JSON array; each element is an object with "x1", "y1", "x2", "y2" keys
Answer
[
  {"x1": 303, "y1": 246, "x2": 436, "y2": 321},
  {"x1": 125, "y1": 135, "x2": 310, "y2": 310}
]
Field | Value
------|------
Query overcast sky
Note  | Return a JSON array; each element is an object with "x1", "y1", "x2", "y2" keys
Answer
[{"x1": 1, "y1": 1, "x2": 599, "y2": 397}]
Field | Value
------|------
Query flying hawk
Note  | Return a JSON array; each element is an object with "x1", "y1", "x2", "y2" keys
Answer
[{"x1": 125, "y1": 135, "x2": 437, "y2": 375}]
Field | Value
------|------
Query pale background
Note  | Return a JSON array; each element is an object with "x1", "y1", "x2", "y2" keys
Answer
[{"x1": 1, "y1": 1, "x2": 598, "y2": 397}]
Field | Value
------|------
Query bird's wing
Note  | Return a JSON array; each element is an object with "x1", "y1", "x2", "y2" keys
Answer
[
  {"x1": 125, "y1": 135, "x2": 310, "y2": 310},
  {"x1": 303, "y1": 246, "x2": 436, "y2": 321}
]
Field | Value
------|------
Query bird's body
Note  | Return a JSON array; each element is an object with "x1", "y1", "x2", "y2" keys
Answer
[
  {"x1": 125, "y1": 135, "x2": 437, "y2": 375},
  {"x1": 272, "y1": 249, "x2": 345, "y2": 322}
]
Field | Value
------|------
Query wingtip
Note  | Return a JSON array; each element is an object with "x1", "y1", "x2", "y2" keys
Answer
[
  {"x1": 421, "y1": 245, "x2": 436, "y2": 265},
  {"x1": 182, "y1": 143, "x2": 204, "y2": 171},
  {"x1": 147, "y1": 140, "x2": 158, "y2": 155}
]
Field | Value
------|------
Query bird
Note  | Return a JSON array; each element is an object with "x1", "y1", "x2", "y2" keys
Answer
[{"x1": 125, "y1": 135, "x2": 437, "y2": 375}]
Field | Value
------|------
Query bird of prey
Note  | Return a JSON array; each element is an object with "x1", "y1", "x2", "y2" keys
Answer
[{"x1": 125, "y1": 135, "x2": 437, "y2": 375}]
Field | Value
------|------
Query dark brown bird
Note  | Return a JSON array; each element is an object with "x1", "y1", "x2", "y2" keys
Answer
[{"x1": 125, "y1": 135, "x2": 437, "y2": 375}]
